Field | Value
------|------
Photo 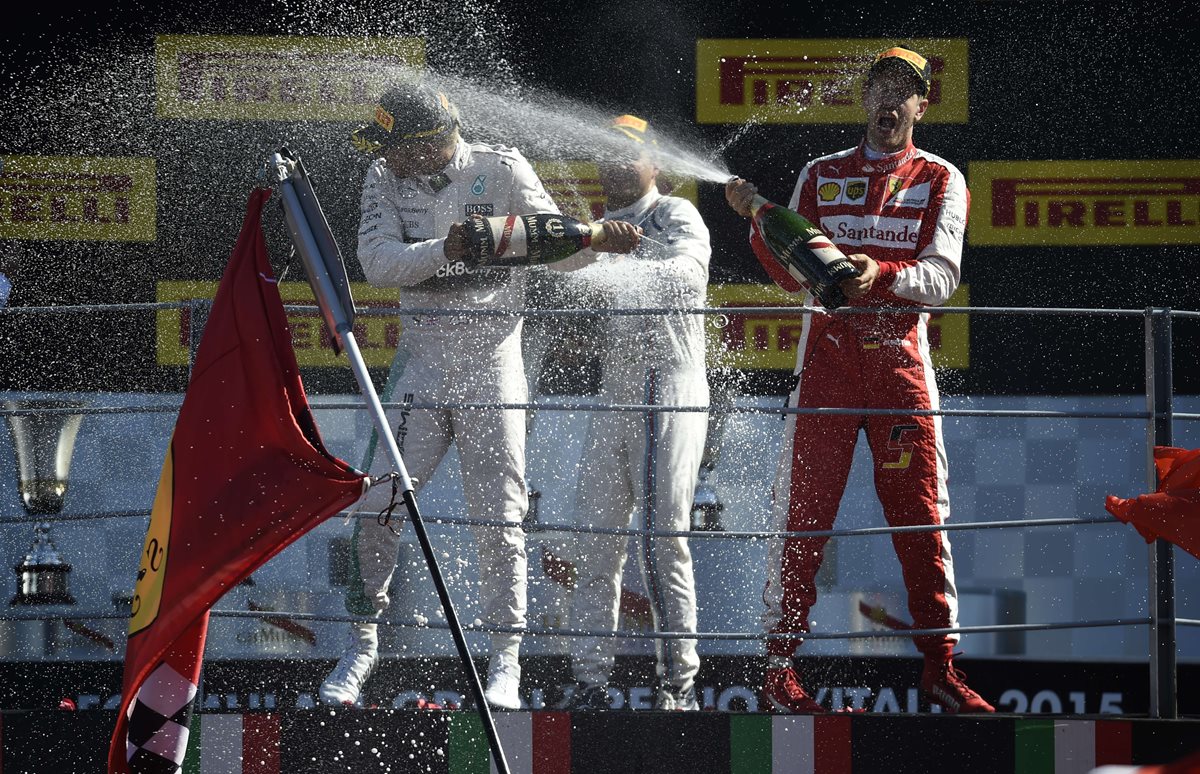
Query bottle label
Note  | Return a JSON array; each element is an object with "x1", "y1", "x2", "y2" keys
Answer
[{"x1": 482, "y1": 214, "x2": 528, "y2": 260}]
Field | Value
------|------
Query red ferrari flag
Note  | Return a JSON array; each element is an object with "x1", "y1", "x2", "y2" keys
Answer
[
  {"x1": 108, "y1": 188, "x2": 367, "y2": 773},
  {"x1": 1106, "y1": 446, "x2": 1200, "y2": 561}
]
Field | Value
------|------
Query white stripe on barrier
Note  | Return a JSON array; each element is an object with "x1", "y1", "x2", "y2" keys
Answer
[
  {"x1": 1054, "y1": 720, "x2": 1096, "y2": 774},
  {"x1": 772, "y1": 715, "x2": 814, "y2": 774},
  {"x1": 491, "y1": 713, "x2": 532, "y2": 774},
  {"x1": 199, "y1": 714, "x2": 242, "y2": 774}
]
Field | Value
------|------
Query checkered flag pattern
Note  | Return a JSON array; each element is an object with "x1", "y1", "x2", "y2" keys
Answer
[{"x1": 124, "y1": 661, "x2": 198, "y2": 773}]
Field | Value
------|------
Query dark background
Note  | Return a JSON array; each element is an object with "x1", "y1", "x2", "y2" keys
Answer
[{"x1": 1, "y1": 0, "x2": 1197, "y2": 395}]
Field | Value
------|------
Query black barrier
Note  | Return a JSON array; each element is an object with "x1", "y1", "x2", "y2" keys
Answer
[
  {"x1": 3, "y1": 655, "x2": 1199, "y2": 717},
  {"x1": 4, "y1": 658, "x2": 1200, "y2": 773}
]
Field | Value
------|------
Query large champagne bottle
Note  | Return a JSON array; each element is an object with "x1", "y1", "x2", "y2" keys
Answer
[
  {"x1": 467, "y1": 213, "x2": 608, "y2": 267},
  {"x1": 750, "y1": 195, "x2": 859, "y2": 309}
]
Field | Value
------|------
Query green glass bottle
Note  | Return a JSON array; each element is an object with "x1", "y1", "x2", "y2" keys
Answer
[
  {"x1": 467, "y1": 213, "x2": 606, "y2": 267},
  {"x1": 750, "y1": 195, "x2": 859, "y2": 309}
]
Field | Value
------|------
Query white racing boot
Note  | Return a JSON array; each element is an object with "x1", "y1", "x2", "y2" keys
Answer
[
  {"x1": 483, "y1": 648, "x2": 522, "y2": 710},
  {"x1": 320, "y1": 622, "x2": 378, "y2": 706},
  {"x1": 655, "y1": 682, "x2": 700, "y2": 711}
]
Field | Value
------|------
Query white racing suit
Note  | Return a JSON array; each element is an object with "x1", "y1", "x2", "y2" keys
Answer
[
  {"x1": 567, "y1": 190, "x2": 711, "y2": 693},
  {"x1": 346, "y1": 139, "x2": 590, "y2": 660}
]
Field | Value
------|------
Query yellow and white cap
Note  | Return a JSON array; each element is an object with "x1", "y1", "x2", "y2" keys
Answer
[
  {"x1": 609, "y1": 114, "x2": 657, "y2": 145},
  {"x1": 868, "y1": 47, "x2": 932, "y2": 96}
]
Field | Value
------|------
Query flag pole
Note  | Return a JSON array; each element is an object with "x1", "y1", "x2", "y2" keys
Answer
[{"x1": 267, "y1": 150, "x2": 511, "y2": 774}]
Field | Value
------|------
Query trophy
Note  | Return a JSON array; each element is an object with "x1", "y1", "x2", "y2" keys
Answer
[
  {"x1": 4, "y1": 398, "x2": 85, "y2": 605},
  {"x1": 691, "y1": 377, "x2": 733, "y2": 532}
]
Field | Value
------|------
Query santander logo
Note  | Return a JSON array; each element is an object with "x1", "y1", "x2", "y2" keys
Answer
[{"x1": 824, "y1": 215, "x2": 921, "y2": 248}]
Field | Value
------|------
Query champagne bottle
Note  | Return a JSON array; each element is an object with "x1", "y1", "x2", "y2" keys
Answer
[
  {"x1": 749, "y1": 195, "x2": 859, "y2": 309},
  {"x1": 467, "y1": 213, "x2": 608, "y2": 267}
]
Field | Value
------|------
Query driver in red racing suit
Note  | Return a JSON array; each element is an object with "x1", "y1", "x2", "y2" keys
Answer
[{"x1": 726, "y1": 47, "x2": 993, "y2": 714}]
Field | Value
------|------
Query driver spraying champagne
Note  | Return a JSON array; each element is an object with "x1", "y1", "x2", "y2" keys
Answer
[
  {"x1": 322, "y1": 80, "x2": 639, "y2": 710},
  {"x1": 726, "y1": 47, "x2": 992, "y2": 714}
]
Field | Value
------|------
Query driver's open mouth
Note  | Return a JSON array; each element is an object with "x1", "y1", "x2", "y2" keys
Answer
[{"x1": 876, "y1": 114, "x2": 898, "y2": 132}]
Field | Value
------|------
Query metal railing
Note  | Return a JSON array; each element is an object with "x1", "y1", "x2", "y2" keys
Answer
[{"x1": 0, "y1": 300, "x2": 1195, "y2": 718}]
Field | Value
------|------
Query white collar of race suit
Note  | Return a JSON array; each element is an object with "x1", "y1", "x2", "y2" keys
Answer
[
  {"x1": 863, "y1": 143, "x2": 908, "y2": 161},
  {"x1": 856, "y1": 140, "x2": 917, "y2": 174},
  {"x1": 425, "y1": 139, "x2": 470, "y2": 183},
  {"x1": 400, "y1": 139, "x2": 468, "y2": 194},
  {"x1": 603, "y1": 188, "x2": 662, "y2": 224}
]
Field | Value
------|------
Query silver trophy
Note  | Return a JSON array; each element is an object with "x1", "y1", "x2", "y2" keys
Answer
[
  {"x1": 691, "y1": 375, "x2": 733, "y2": 532},
  {"x1": 4, "y1": 399, "x2": 85, "y2": 605}
]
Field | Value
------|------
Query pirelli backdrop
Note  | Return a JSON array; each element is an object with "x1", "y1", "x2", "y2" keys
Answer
[{"x1": 0, "y1": 1, "x2": 1194, "y2": 396}]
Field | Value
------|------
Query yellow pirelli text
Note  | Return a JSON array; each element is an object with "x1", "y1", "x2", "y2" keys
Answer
[
  {"x1": 696, "y1": 38, "x2": 968, "y2": 125},
  {"x1": 0, "y1": 156, "x2": 156, "y2": 242},
  {"x1": 706, "y1": 283, "x2": 968, "y2": 370},
  {"x1": 969, "y1": 160, "x2": 1200, "y2": 246},
  {"x1": 532, "y1": 160, "x2": 697, "y2": 223},
  {"x1": 156, "y1": 281, "x2": 405, "y2": 367},
  {"x1": 156, "y1": 35, "x2": 425, "y2": 120}
]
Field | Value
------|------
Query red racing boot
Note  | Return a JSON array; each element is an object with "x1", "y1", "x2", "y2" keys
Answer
[
  {"x1": 921, "y1": 656, "x2": 995, "y2": 713},
  {"x1": 761, "y1": 664, "x2": 825, "y2": 714}
]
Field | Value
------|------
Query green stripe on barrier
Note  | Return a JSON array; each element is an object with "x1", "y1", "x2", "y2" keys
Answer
[
  {"x1": 450, "y1": 712, "x2": 490, "y2": 774},
  {"x1": 182, "y1": 713, "x2": 201, "y2": 774},
  {"x1": 1015, "y1": 718, "x2": 1054, "y2": 774},
  {"x1": 730, "y1": 715, "x2": 772, "y2": 774}
]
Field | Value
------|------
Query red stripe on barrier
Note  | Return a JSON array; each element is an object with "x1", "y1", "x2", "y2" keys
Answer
[
  {"x1": 815, "y1": 715, "x2": 852, "y2": 774},
  {"x1": 532, "y1": 712, "x2": 570, "y2": 774},
  {"x1": 242, "y1": 713, "x2": 280, "y2": 774},
  {"x1": 1095, "y1": 719, "x2": 1132, "y2": 766}
]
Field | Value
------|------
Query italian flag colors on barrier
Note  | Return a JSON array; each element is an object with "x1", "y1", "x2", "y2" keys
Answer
[{"x1": 2, "y1": 710, "x2": 1198, "y2": 773}]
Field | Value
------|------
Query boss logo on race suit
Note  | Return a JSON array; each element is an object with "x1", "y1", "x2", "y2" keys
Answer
[
  {"x1": 822, "y1": 214, "x2": 921, "y2": 248},
  {"x1": 465, "y1": 203, "x2": 494, "y2": 217}
]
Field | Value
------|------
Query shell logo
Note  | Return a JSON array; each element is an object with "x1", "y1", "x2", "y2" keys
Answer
[{"x1": 818, "y1": 181, "x2": 841, "y2": 202}]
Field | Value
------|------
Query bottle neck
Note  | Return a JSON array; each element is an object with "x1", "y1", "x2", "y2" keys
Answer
[
  {"x1": 749, "y1": 194, "x2": 770, "y2": 218},
  {"x1": 586, "y1": 221, "x2": 606, "y2": 247}
]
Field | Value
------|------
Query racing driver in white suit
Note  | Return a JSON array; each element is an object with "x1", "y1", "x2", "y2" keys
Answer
[
  {"x1": 561, "y1": 115, "x2": 711, "y2": 711},
  {"x1": 320, "y1": 82, "x2": 639, "y2": 710}
]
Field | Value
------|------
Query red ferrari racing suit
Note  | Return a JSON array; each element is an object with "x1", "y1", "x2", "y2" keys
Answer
[{"x1": 749, "y1": 141, "x2": 969, "y2": 659}]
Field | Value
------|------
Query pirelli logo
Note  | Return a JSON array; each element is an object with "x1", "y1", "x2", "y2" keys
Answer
[
  {"x1": 0, "y1": 156, "x2": 156, "y2": 242},
  {"x1": 533, "y1": 161, "x2": 607, "y2": 222},
  {"x1": 156, "y1": 35, "x2": 425, "y2": 120},
  {"x1": 970, "y1": 160, "x2": 1200, "y2": 246},
  {"x1": 697, "y1": 38, "x2": 968, "y2": 124},
  {"x1": 531, "y1": 160, "x2": 699, "y2": 222},
  {"x1": 157, "y1": 281, "x2": 402, "y2": 367},
  {"x1": 707, "y1": 283, "x2": 968, "y2": 370}
]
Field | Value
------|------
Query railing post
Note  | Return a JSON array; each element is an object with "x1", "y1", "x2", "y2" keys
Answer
[{"x1": 1144, "y1": 307, "x2": 1176, "y2": 718}]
